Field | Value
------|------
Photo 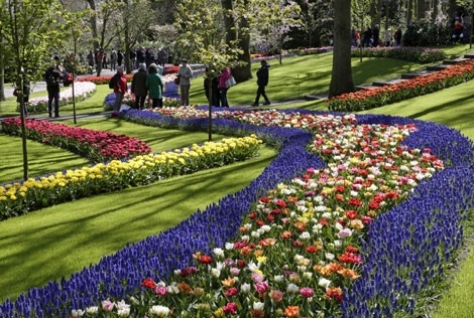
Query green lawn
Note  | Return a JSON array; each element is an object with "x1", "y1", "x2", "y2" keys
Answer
[
  {"x1": 0, "y1": 117, "x2": 278, "y2": 301},
  {"x1": 1, "y1": 45, "x2": 474, "y2": 316}
]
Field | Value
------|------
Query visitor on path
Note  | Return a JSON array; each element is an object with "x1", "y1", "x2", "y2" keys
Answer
[
  {"x1": 110, "y1": 49, "x2": 118, "y2": 72},
  {"x1": 157, "y1": 48, "x2": 168, "y2": 67},
  {"x1": 372, "y1": 24, "x2": 380, "y2": 47},
  {"x1": 204, "y1": 68, "x2": 220, "y2": 107},
  {"x1": 130, "y1": 50, "x2": 136, "y2": 70},
  {"x1": 117, "y1": 50, "x2": 124, "y2": 67},
  {"x1": 146, "y1": 63, "x2": 164, "y2": 108},
  {"x1": 362, "y1": 27, "x2": 372, "y2": 47},
  {"x1": 394, "y1": 27, "x2": 402, "y2": 46},
  {"x1": 44, "y1": 56, "x2": 63, "y2": 118},
  {"x1": 452, "y1": 17, "x2": 464, "y2": 43},
  {"x1": 131, "y1": 63, "x2": 148, "y2": 109},
  {"x1": 87, "y1": 50, "x2": 94, "y2": 73},
  {"x1": 251, "y1": 60, "x2": 271, "y2": 107},
  {"x1": 218, "y1": 66, "x2": 232, "y2": 108},
  {"x1": 14, "y1": 69, "x2": 30, "y2": 116},
  {"x1": 112, "y1": 66, "x2": 128, "y2": 113},
  {"x1": 384, "y1": 28, "x2": 392, "y2": 47},
  {"x1": 177, "y1": 59, "x2": 193, "y2": 106}
]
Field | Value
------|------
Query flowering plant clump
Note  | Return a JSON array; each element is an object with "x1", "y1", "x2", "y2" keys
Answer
[
  {"x1": 328, "y1": 59, "x2": 474, "y2": 112},
  {"x1": 0, "y1": 135, "x2": 262, "y2": 221},
  {"x1": 20, "y1": 82, "x2": 96, "y2": 114},
  {"x1": 1, "y1": 108, "x2": 473, "y2": 318},
  {"x1": 351, "y1": 46, "x2": 446, "y2": 63},
  {"x1": 1, "y1": 117, "x2": 152, "y2": 163},
  {"x1": 74, "y1": 112, "x2": 446, "y2": 318},
  {"x1": 77, "y1": 74, "x2": 133, "y2": 85},
  {"x1": 297, "y1": 47, "x2": 334, "y2": 56}
]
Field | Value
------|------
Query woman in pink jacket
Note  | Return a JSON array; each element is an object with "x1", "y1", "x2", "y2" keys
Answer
[{"x1": 218, "y1": 66, "x2": 231, "y2": 107}]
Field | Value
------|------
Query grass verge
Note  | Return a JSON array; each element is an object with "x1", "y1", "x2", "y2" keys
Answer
[{"x1": 0, "y1": 137, "x2": 276, "y2": 303}]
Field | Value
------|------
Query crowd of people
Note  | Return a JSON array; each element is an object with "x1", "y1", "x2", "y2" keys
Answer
[
  {"x1": 86, "y1": 47, "x2": 169, "y2": 74},
  {"x1": 351, "y1": 25, "x2": 403, "y2": 48}
]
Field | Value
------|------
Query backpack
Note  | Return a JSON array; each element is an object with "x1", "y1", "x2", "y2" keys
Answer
[
  {"x1": 46, "y1": 68, "x2": 60, "y2": 87},
  {"x1": 109, "y1": 74, "x2": 119, "y2": 89},
  {"x1": 63, "y1": 71, "x2": 73, "y2": 87}
]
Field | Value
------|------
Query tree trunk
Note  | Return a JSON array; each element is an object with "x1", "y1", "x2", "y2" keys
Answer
[
  {"x1": 375, "y1": 0, "x2": 382, "y2": 27},
  {"x1": 432, "y1": 0, "x2": 439, "y2": 22},
  {"x1": 407, "y1": 0, "x2": 413, "y2": 25},
  {"x1": 0, "y1": 33, "x2": 4, "y2": 101},
  {"x1": 123, "y1": 0, "x2": 132, "y2": 74},
  {"x1": 0, "y1": 63, "x2": 5, "y2": 102},
  {"x1": 447, "y1": 0, "x2": 457, "y2": 20},
  {"x1": 417, "y1": 0, "x2": 426, "y2": 20},
  {"x1": 85, "y1": 0, "x2": 99, "y2": 51},
  {"x1": 328, "y1": 0, "x2": 354, "y2": 99},
  {"x1": 221, "y1": 0, "x2": 251, "y2": 82}
]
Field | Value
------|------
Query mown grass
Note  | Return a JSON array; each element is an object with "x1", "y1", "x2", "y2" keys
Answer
[
  {"x1": 0, "y1": 143, "x2": 276, "y2": 302},
  {"x1": 1, "y1": 44, "x2": 474, "y2": 316}
]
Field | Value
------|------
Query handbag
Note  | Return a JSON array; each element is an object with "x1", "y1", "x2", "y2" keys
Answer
[
  {"x1": 174, "y1": 75, "x2": 181, "y2": 85},
  {"x1": 225, "y1": 76, "x2": 236, "y2": 88}
]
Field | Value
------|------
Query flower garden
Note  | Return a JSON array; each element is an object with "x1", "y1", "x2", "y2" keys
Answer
[
  {"x1": 1, "y1": 46, "x2": 474, "y2": 318},
  {"x1": 328, "y1": 58, "x2": 474, "y2": 112},
  {"x1": 24, "y1": 82, "x2": 97, "y2": 114},
  {"x1": 1, "y1": 98, "x2": 473, "y2": 317}
]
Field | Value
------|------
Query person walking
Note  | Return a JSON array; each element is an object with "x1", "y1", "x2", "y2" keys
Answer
[
  {"x1": 146, "y1": 63, "x2": 164, "y2": 108},
  {"x1": 110, "y1": 49, "x2": 118, "y2": 71},
  {"x1": 44, "y1": 56, "x2": 63, "y2": 117},
  {"x1": 394, "y1": 27, "x2": 403, "y2": 46},
  {"x1": 218, "y1": 66, "x2": 232, "y2": 107},
  {"x1": 251, "y1": 60, "x2": 271, "y2": 107},
  {"x1": 157, "y1": 48, "x2": 168, "y2": 67},
  {"x1": 177, "y1": 59, "x2": 193, "y2": 106},
  {"x1": 384, "y1": 28, "x2": 392, "y2": 47},
  {"x1": 87, "y1": 50, "x2": 94, "y2": 73},
  {"x1": 204, "y1": 68, "x2": 220, "y2": 107},
  {"x1": 131, "y1": 63, "x2": 148, "y2": 110},
  {"x1": 117, "y1": 50, "x2": 124, "y2": 67},
  {"x1": 112, "y1": 66, "x2": 128, "y2": 113},
  {"x1": 14, "y1": 68, "x2": 30, "y2": 116}
]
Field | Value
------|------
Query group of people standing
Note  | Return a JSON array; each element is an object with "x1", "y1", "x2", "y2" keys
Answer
[
  {"x1": 203, "y1": 65, "x2": 233, "y2": 108},
  {"x1": 111, "y1": 63, "x2": 165, "y2": 112},
  {"x1": 87, "y1": 47, "x2": 169, "y2": 74},
  {"x1": 204, "y1": 59, "x2": 271, "y2": 108},
  {"x1": 352, "y1": 25, "x2": 403, "y2": 48}
]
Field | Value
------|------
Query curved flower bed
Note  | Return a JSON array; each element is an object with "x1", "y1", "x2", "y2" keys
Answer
[
  {"x1": 1, "y1": 107, "x2": 472, "y2": 318},
  {"x1": 350, "y1": 46, "x2": 446, "y2": 63},
  {"x1": 0, "y1": 134, "x2": 261, "y2": 221},
  {"x1": 76, "y1": 74, "x2": 133, "y2": 85},
  {"x1": 328, "y1": 59, "x2": 474, "y2": 112},
  {"x1": 1, "y1": 118, "x2": 151, "y2": 164},
  {"x1": 25, "y1": 82, "x2": 96, "y2": 114}
]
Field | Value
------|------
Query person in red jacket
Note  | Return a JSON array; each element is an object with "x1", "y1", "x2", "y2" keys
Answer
[{"x1": 113, "y1": 66, "x2": 128, "y2": 113}]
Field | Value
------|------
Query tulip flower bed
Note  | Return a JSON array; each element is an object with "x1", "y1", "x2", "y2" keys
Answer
[
  {"x1": 0, "y1": 132, "x2": 261, "y2": 221},
  {"x1": 1, "y1": 118, "x2": 152, "y2": 164},
  {"x1": 24, "y1": 82, "x2": 96, "y2": 114},
  {"x1": 1, "y1": 107, "x2": 473, "y2": 318},
  {"x1": 76, "y1": 74, "x2": 133, "y2": 85},
  {"x1": 350, "y1": 46, "x2": 446, "y2": 63},
  {"x1": 327, "y1": 58, "x2": 474, "y2": 112}
]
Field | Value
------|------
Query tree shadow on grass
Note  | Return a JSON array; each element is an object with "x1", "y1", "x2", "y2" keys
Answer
[
  {"x1": 406, "y1": 94, "x2": 474, "y2": 120},
  {"x1": 0, "y1": 150, "x2": 276, "y2": 302}
]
